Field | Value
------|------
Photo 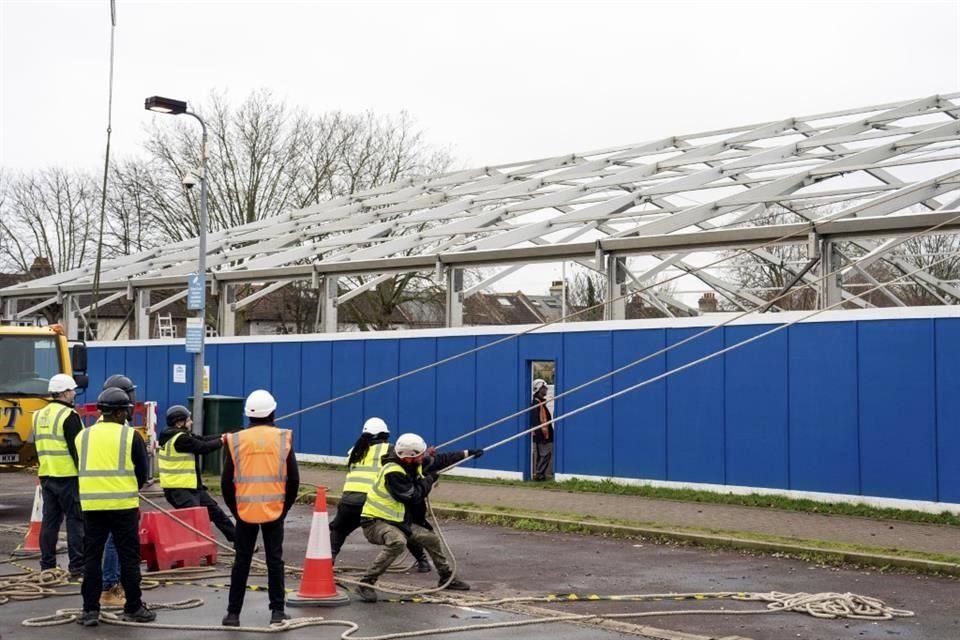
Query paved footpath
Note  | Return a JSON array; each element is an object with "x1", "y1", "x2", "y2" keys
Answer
[{"x1": 300, "y1": 467, "x2": 960, "y2": 558}]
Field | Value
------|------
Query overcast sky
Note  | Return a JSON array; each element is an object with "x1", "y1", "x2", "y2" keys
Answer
[{"x1": 2, "y1": 0, "x2": 959, "y2": 294}]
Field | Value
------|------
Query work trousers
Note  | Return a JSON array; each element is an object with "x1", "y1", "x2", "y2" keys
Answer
[
  {"x1": 164, "y1": 488, "x2": 236, "y2": 542},
  {"x1": 362, "y1": 520, "x2": 451, "y2": 582},
  {"x1": 228, "y1": 518, "x2": 285, "y2": 614},
  {"x1": 39, "y1": 476, "x2": 84, "y2": 574},
  {"x1": 329, "y1": 501, "x2": 427, "y2": 561},
  {"x1": 533, "y1": 441, "x2": 554, "y2": 481},
  {"x1": 80, "y1": 508, "x2": 143, "y2": 614}
]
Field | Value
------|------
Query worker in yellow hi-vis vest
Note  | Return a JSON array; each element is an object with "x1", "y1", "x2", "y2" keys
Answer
[
  {"x1": 158, "y1": 404, "x2": 235, "y2": 542},
  {"x1": 75, "y1": 387, "x2": 155, "y2": 627},
  {"x1": 33, "y1": 374, "x2": 84, "y2": 577}
]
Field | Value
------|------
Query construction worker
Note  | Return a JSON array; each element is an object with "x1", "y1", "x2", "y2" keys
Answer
[
  {"x1": 34, "y1": 374, "x2": 84, "y2": 577},
  {"x1": 530, "y1": 379, "x2": 554, "y2": 481},
  {"x1": 356, "y1": 432, "x2": 481, "y2": 602},
  {"x1": 328, "y1": 417, "x2": 432, "y2": 572},
  {"x1": 75, "y1": 387, "x2": 155, "y2": 626},
  {"x1": 158, "y1": 404, "x2": 236, "y2": 543},
  {"x1": 98, "y1": 374, "x2": 139, "y2": 608},
  {"x1": 220, "y1": 389, "x2": 299, "y2": 627}
]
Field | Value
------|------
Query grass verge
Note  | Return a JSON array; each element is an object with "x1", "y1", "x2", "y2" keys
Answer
[
  {"x1": 297, "y1": 463, "x2": 960, "y2": 527},
  {"x1": 431, "y1": 502, "x2": 960, "y2": 577}
]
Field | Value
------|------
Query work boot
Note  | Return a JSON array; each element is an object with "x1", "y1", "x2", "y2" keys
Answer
[
  {"x1": 77, "y1": 610, "x2": 99, "y2": 627},
  {"x1": 439, "y1": 574, "x2": 471, "y2": 591},
  {"x1": 356, "y1": 577, "x2": 378, "y2": 603},
  {"x1": 415, "y1": 557, "x2": 432, "y2": 573},
  {"x1": 100, "y1": 584, "x2": 125, "y2": 608},
  {"x1": 122, "y1": 605, "x2": 156, "y2": 623},
  {"x1": 270, "y1": 610, "x2": 290, "y2": 625},
  {"x1": 222, "y1": 612, "x2": 240, "y2": 627}
]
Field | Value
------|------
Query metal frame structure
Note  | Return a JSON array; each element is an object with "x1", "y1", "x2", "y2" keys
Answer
[{"x1": 3, "y1": 94, "x2": 960, "y2": 337}]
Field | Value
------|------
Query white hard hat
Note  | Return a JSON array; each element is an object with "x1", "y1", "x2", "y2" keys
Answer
[
  {"x1": 244, "y1": 389, "x2": 278, "y2": 418},
  {"x1": 395, "y1": 433, "x2": 427, "y2": 458},
  {"x1": 362, "y1": 417, "x2": 389, "y2": 436},
  {"x1": 48, "y1": 374, "x2": 78, "y2": 394},
  {"x1": 532, "y1": 378, "x2": 547, "y2": 392}
]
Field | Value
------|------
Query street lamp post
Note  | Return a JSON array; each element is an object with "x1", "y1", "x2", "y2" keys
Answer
[{"x1": 145, "y1": 96, "x2": 208, "y2": 436}]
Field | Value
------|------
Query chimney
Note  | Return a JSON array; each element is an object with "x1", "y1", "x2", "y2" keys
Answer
[
  {"x1": 549, "y1": 280, "x2": 563, "y2": 299},
  {"x1": 29, "y1": 257, "x2": 53, "y2": 279},
  {"x1": 698, "y1": 292, "x2": 718, "y2": 313}
]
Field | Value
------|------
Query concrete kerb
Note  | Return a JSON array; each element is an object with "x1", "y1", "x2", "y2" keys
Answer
[{"x1": 321, "y1": 494, "x2": 960, "y2": 578}]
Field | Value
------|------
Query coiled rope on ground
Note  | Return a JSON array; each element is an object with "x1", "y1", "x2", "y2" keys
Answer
[{"x1": 18, "y1": 590, "x2": 914, "y2": 635}]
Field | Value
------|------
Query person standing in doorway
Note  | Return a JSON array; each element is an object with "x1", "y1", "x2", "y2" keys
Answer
[
  {"x1": 158, "y1": 405, "x2": 236, "y2": 543},
  {"x1": 530, "y1": 379, "x2": 554, "y2": 481},
  {"x1": 220, "y1": 389, "x2": 299, "y2": 627},
  {"x1": 34, "y1": 374, "x2": 84, "y2": 578}
]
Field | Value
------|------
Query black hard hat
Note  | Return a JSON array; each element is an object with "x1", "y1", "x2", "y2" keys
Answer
[
  {"x1": 96, "y1": 387, "x2": 133, "y2": 411},
  {"x1": 103, "y1": 374, "x2": 136, "y2": 393},
  {"x1": 103, "y1": 374, "x2": 137, "y2": 404},
  {"x1": 166, "y1": 404, "x2": 191, "y2": 427}
]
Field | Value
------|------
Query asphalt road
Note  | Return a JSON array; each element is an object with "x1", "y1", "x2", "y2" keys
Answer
[{"x1": 1, "y1": 471, "x2": 958, "y2": 640}]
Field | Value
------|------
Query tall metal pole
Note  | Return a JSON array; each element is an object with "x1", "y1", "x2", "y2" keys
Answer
[{"x1": 187, "y1": 111, "x2": 208, "y2": 436}]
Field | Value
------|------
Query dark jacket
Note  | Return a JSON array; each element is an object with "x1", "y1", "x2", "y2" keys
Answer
[
  {"x1": 529, "y1": 396, "x2": 554, "y2": 444},
  {"x1": 158, "y1": 427, "x2": 223, "y2": 490},
  {"x1": 132, "y1": 434, "x2": 150, "y2": 490},
  {"x1": 368, "y1": 449, "x2": 470, "y2": 533},
  {"x1": 220, "y1": 425, "x2": 300, "y2": 520}
]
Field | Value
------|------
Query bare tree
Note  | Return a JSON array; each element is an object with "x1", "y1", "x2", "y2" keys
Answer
[
  {"x1": 126, "y1": 90, "x2": 453, "y2": 242},
  {"x1": 728, "y1": 203, "x2": 960, "y2": 309},
  {"x1": 564, "y1": 269, "x2": 607, "y2": 321},
  {"x1": 0, "y1": 168, "x2": 98, "y2": 273}
]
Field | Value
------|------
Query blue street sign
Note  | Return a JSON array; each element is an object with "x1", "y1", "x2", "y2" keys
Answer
[{"x1": 187, "y1": 273, "x2": 205, "y2": 311}]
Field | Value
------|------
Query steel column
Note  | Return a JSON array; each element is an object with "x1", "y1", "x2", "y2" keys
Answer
[
  {"x1": 135, "y1": 289, "x2": 151, "y2": 339},
  {"x1": 605, "y1": 256, "x2": 626, "y2": 321},
  {"x1": 219, "y1": 284, "x2": 236, "y2": 337},
  {"x1": 321, "y1": 276, "x2": 338, "y2": 333},
  {"x1": 446, "y1": 268, "x2": 464, "y2": 328}
]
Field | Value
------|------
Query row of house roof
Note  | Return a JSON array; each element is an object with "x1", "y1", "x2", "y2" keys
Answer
[{"x1": 2, "y1": 260, "x2": 718, "y2": 338}]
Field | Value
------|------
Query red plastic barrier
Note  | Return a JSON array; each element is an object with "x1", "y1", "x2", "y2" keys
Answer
[
  {"x1": 139, "y1": 507, "x2": 218, "y2": 572},
  {"x1": 76, "y1": 402, "x2": 155, "y2": 443}
]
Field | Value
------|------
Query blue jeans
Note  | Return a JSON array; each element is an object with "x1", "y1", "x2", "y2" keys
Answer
[{"x1": 102, "y1": 534, "x2": 119, "y2": 589}]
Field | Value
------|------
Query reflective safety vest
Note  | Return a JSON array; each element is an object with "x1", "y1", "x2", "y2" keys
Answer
[
  {"x1": 33, "y1": 403, "x2": 78, "y2": 478},
  {"x1": 227, "y1": 426, "x2": 292, "y2": 524},
  {"x1": 76, "y1": 421, "x2": 139, "y2": 511},
  {"x1": 342, "y1": 442, "x2": 390, "y2": 495},
  {"x1": 361, "y1": 461, "x2": 422, "y2": 523},
  {"x1": 158, "y1": 432, "x2": 197, "y2": 490}
]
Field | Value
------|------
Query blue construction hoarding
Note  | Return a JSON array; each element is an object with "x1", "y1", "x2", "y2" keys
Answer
[{"x1": 82, "y1": 309, "x2": 960, "y2": 506}]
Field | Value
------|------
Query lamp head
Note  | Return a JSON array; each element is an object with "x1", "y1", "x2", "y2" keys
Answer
[{"x1": 145, "y1": 95, "x2": 188, "y2": 115}]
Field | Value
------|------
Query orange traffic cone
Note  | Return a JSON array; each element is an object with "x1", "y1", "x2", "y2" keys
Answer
[
  {"x1": 287, "y1": 486, "x2": 350, "y2": 607},
  {"x1": 13, "y1": 478, "x2": 43, "y2": 556}
]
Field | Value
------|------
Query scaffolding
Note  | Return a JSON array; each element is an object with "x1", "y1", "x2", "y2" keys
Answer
[{"x1": 3, "y1": 93, "x2": 960, "y2": 338}]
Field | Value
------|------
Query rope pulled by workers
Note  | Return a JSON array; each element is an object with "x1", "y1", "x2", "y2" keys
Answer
[
  {"x1": 17, "y1": 590, "x2": 914, "y2": 636},
  {"x1": 0, "y1": 567, "x2": 75, "y2": 604}
]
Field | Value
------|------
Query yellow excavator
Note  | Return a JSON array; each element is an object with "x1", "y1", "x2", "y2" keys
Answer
[{"x1": 0, "y1": 323, "x2": 88, "y2": 470}]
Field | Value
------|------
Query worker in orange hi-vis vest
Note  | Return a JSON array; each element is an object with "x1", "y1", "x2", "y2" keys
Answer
[{"x1": 220, "y1": 389, "x2": 299, "y2": 628}]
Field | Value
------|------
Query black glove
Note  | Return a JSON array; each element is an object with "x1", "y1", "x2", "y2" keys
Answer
[
  {"x1": 468, "y1": 448, "x2": 484, "y2": 459},
  {"x1": 420, "y1": 475, "x2": 436, "y2": 493}
]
